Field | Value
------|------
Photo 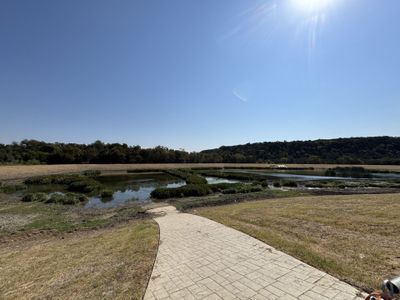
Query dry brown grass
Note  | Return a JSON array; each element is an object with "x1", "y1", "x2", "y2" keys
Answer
[
  {"x1": 194, "y1": 193, "x2": 400, "y2": 292},
  {"x1": 0, "y1": 221, "x2": 159, "y2": 300},
  {"x1": 1, "y1": 163, "x2": 400, "y2": 181}
]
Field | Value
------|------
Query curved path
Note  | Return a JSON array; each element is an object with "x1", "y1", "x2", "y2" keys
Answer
[{"x1": 144, "y1": 206, "x2": 366, "y2": 300}]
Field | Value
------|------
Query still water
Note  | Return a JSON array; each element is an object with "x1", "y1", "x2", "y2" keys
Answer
[{"x1": 85, "y1": 174, "x2": 185, "y2": 208}]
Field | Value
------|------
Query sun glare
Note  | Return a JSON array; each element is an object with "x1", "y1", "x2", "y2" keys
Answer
[{"x1": 293, "y1": 0, "x2": 334, "y2": 12}]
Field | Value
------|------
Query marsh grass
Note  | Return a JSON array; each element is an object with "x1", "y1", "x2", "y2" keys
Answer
[
  {"x1": 24, "y1": 174, "x2": 101, "y2": 194},
  {"x1": 151, "y1": 184, "x2": 212, "y2": 199},
  {"x1": 163, "y1": 169, "x2": 207, "y2": 184}
]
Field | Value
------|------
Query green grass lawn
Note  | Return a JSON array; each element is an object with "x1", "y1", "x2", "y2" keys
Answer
[{"x1": 194, "y1": 193, "x2": 400, "y2": 292}]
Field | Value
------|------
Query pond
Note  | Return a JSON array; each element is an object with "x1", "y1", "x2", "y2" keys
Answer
[
  {"x1": 18, "y1": 169, "x2": 399, "y2": 209},
  {"x1": 85, "y1": 173, "x2": 186, "y2": 208},
  {"x1": 21, "y1": 173, "x2": 186, "y2": 209},
  {"x1": 371, "y1": 173, "x2": 400, "y2": 179}
]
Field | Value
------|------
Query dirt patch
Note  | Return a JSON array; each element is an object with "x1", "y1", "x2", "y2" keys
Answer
[{"x1": 0, "y1": 214, "x2": 37, "y2": 231}]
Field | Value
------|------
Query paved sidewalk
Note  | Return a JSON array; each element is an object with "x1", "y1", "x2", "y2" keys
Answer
[{"x1": 144, "y1": 206, "x2": 366, "y2": 300}]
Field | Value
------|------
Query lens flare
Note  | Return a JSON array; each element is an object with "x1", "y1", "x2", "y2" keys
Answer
[{"x1": 293, "y1": 0, "x2": 334, "y2": 12}]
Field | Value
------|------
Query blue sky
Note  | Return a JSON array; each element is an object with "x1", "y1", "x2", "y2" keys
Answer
[{"x1": 1, "y1": 0, "x2": 399, "y2": 151}]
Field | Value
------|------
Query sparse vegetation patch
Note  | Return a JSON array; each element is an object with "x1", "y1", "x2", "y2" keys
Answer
[
  {"x1": 21, "y1": 192, "x2": 88, "y2": 205},
  {"x1": 164, "y1": 169, "x2": 207, "y2": 184},
  {"x1": 24, "y1": 174, "x2": 101, "y2": 194}
]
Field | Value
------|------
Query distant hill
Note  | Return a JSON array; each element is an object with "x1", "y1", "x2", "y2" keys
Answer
[
  {"x1": 201, "y1": 136, "x2": 400, "y2": 165},
  {"x1": 0, "y1": 136, "x2": 399, "y2": 165}
]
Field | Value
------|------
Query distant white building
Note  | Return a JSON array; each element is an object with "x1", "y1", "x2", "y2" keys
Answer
[{"x1": 274, "y1": 164, "x2": 288, "y2": 169}]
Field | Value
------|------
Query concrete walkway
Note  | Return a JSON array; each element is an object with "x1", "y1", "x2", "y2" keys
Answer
[{"x1": 144, "y1": 206, "x2": 366, "y2": 300}]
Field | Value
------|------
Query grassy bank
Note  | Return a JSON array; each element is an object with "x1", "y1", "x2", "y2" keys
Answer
[
  {"x1": 194, "y1": 193, "x2": 400, "y2": 292},
  {"x1": 0, "y1": 221, "x2": 158, "y2": 299},
  {"x1": 0, "y1": 191, "x2": 159, "y2": 299},
  {"x1": 0, "y1": 193, "x2": 147, "y2": 238}
]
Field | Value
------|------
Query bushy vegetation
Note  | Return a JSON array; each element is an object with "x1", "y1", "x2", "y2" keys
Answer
[
  {"x1": 273, "y1": 181, "x2": 281, "y2": 188},
  {"x1": 151, "y1": 182, "x2": 265, "y2": 200},
  {"x1": 25, "y1": 174, "x2": 84, "y2": 185},
  {"x1": 151, "y1": 184, "x2": 212, "y2": 199},
  {"x1": 24, "y1": 174, "x2": 101, "y2": 194},
  {"x1": 208, "y1": 182, "x2": 265, "y2": 195},
  {"x1": 0, "y1": 184, "x2": 27, "y2": 193},
  {"x1": 21, "y1": 192, "x2": 88, "y2": 205},
  {"x1": 100, "y1": 189, "x2": 113, "y2": 198},
  {"x1": 82, "y1": 170, "x2": 101, "y2": 177},
  {"x1": 208, "y1": 183, "x2": 242, "y2": 193},
  {"x1": 281, "y1": 180, "x2": 298, "y2": 187},
  {"x1": 164, "y1": 170, "x2": 207, "y2": 184},
  {"x1": 271, "y1": 180, "x2": 299, "y2": 188},
  {"x1": 260, "y1": 181, "x2": 269, "y2": 187},
  {"x1": 325, "y1": 167, "x2": 372, "y2": 178},
  {"x1": 197, "y1": 170, "x2": 262, "y2": 182},
  {"x1": 22, "y1": 192, "x2": 47, "y2": 202},
  {"x1": 51, "y1": 193, "x2": 87, "y2": 204},
  {"x1": 304, "y1": 181, "x2": 330, "y2": 188},
  {"x1": 1, "y1": 137, "x2": 399, "y2": 165},
  {"x1": 221, "y1": 185, "x2": 263, "y2": 194},
  {"x1": 46, "y1": 193, "x2": 88, "y2": 205},
  {"x1": 66, "y1": 178, "x2": 100, "y2": 193}
]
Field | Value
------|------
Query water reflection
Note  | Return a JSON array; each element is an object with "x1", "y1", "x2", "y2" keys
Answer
[{"x1": 85, "y1": 174, "x2": 186, "y2": 209}]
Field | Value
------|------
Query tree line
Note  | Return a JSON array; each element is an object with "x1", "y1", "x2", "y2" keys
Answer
[
  {"x1": 0, "y1": 140, "x2": 220, "y2": 164},
  {"x1": 0, "y1": 136, "x2": 399, "y2": 165},
  {"x1": 202, "y1": 136, "x2": 400, "y2": 165}
]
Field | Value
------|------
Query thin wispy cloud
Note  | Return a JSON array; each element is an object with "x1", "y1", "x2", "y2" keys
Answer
[{"x1": 233, "y1": 90, "x2": 248, "y2": 102}]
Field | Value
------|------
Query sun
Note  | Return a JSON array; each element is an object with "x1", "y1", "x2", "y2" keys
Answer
[{"x1": 293, "y1": 0, "x2": 334, "y2": 12}]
